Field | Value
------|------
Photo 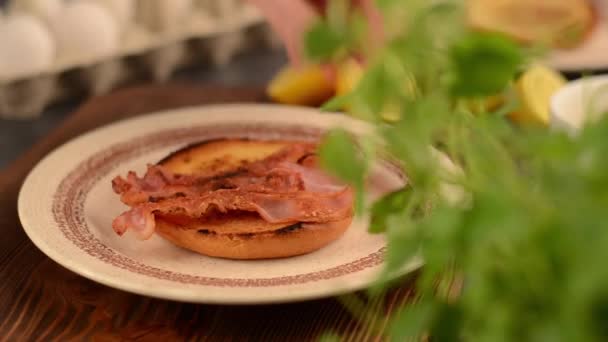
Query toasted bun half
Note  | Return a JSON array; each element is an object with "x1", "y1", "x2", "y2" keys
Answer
[
  {"x1": 154, "y1": 138, "x2": 353, "y2": 260},
  {"x1": 156, "y1": 216, "x2": 353, "y2": 260}
]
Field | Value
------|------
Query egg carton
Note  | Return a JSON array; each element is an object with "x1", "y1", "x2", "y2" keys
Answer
[{"x1": 0, "y1": 0, "x2": 281, "y2": 120}]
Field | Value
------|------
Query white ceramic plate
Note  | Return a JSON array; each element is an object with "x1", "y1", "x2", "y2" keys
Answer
[
  {"x1": 18, "y1": 104, "x2": 421, "y2": 304},
  {"x1": 548, "y1": 1, "x2": 608, "y2": 72}
]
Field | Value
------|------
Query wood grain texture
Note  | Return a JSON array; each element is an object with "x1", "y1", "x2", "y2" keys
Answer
[{"x1": 0, "y1": 83, "x2": 418, "y2": 341}]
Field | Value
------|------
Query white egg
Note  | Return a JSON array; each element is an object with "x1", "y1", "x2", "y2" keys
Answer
[
  {"x1": 49, "y1": 1, "x2": 119, "y2": 62},
  {"x1": 9, "y1": 0, "x2": 64, "y2": 22},
  {"x1": 95, "y1": 0, "x2": 135, "y2": 30},
  {"x1": 0, "y1": 14, "x2": 55, "y2": 80}
]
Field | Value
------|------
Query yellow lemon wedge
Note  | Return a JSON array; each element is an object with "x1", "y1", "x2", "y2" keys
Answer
[
  {"x1": 509, "y1": 65, "x2": 566, "y2": 126},
  {"x1": 336, "y1": 58, "x2": 364, "y2": 96},
  {"x1": 267, "y1": 64, "x2": 334, "y2": 106}
]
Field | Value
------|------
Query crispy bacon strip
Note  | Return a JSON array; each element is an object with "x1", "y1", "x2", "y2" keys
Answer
[
  {"x1": 111, "y1": 143, "x2": 354, "y2": 240},
  {"x1": 112, "y1": 188, "x2": 354, "y2": 240},
  {"x1": 112, "y1": 143, "x2": 320, "y2": 205}
]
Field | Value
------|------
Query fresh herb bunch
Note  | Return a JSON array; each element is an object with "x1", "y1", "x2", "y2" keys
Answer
[{"x1": 307, "y1": 1, "x2": 608, "y2": 340}]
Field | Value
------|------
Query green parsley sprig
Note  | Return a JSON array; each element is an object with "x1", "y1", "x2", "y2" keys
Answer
[{"x1": 306, "y1": 1, "x2": 608, "y2": 340}]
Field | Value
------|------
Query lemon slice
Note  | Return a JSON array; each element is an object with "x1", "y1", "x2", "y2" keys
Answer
[
  {"x1": 336, "y1": 58, "x2": 364, "y2": 96},
  {"x1": 510, "y1": 65, "x2": 566, "y2": 125},
  {"x1": 267, "y1": 64, "x2": 334, "y2": 106}
]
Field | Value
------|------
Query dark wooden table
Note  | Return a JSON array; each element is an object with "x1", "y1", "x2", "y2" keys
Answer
[{"x1": 0, "y1": 84, "x2": 418, "y2": 341}]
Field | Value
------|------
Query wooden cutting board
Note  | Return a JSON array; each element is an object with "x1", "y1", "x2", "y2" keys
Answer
[{"x1": 0, "y1": 83, "x2": 418, "y2": 341}]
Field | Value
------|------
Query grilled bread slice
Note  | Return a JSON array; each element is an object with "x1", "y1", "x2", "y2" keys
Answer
[
  {"x1": 158, "y1": 139, "x2": 290, "y2": 175},
  {"x1": 468, "y1": 0, "x2": 596, "y2": 49},
  {"x1": 154, "y1": 139, "x2": 353, "y2": 260}
]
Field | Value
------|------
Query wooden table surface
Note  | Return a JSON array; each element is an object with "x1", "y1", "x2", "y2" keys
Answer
[{"x1": 0, "y1": 84, "x2": 418, "y2": 341}]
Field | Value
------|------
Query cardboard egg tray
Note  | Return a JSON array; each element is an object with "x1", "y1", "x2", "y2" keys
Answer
[{"x1": 0, "y1": 2, "x2": 279, "y2": 120}]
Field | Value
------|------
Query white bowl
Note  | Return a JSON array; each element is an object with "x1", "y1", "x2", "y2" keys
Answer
[{"x1": 550, "y1": 75, "x2": 608, "y2": 133}]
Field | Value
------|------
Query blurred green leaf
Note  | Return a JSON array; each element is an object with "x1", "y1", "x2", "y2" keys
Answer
[
  {"x1": 389, "y1": 299, "x2": 435, "y2": 342},
  {"x1": 431, "y1": 302, "x2": 462, "y2": 341},
  {"x1": 304, "y1": 21, "x2": 346, "y2": 61},
  {"x1": 449, "y1": 32, "x2": 523, "y2": 96},
  {"x1": 319, "y1": 129, "x2": 367, "y2": 214},
  {"x1": 370, "y1": 187, "x2": 414, "y2": 233},
  {"x1": 320, "y1": 94, "x2": 351, "y2": 112},
  {"x1": 306, "y1": 1, "x2": 608, "y2": 341},
  {"x1": 352, "y1": 63, "x2": 395, "y2": 120},
  {"x1": 368, "y1": 212, "x2": 420, "y2": 298},
  {"x1": 385, "y1": 213, "x2": 420, "y2": 275},
  {"x1": 318, "y1": 129, "x2": 365, "y2": 183}
]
